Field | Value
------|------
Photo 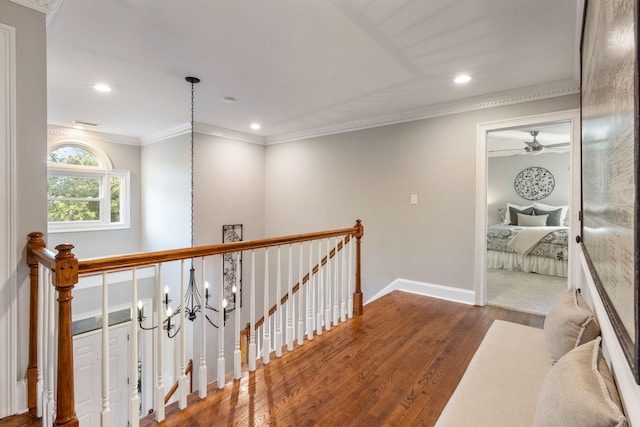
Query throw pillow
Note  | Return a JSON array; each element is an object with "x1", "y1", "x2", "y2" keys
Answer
[
  {"x1": 544, "y1": 288, "x2": 600, "y2": 363},
  {"x1": 533, "y1": 202, "x2": 568, "y2": 225},
  {"x1": 508, "y1": 206, "x2": 534, "y2": 225},
  {"x1": 533, "y1": 207, "x2": 563, "y2": 226},
  {"x1": 505, "y1": 203, "x2": 533, "y2": 224},
  {"x1": 518, "y1": 213, "x2": 548, "y2": 227},
  {"x1": 533, "y1": 337, "x2": 626, "y2": 427}
]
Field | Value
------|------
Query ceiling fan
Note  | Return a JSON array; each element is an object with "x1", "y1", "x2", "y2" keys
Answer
[{"x1": 489, "y1": 131, "x2": 570, "y2": 156}]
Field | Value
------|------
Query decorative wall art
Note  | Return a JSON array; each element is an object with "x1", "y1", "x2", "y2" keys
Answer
[
  {"x1": 513, "y1": 166, "x2": 555, "y2": 201},
  {"x1": 222, "y1": 224, "x2": 243, "y2": 311},
  {"x1": 580, "y1": 0, "x2": 639, "y2": 383}
]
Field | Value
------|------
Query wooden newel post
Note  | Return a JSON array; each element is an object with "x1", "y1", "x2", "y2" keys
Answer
[
  {"x1": 26, "y1": 232, "x2": 46, "y2": 417},
  {"x1": 53, "y1": 244, "x2": 79, "y2": 427},
  {"x1": 353, "y1": 219, "x2": 364, "y2": 316}
]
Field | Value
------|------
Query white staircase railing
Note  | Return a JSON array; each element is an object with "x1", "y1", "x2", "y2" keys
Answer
[{"x1": 26, "y1": 221, "x2": 363, "y2": 427}]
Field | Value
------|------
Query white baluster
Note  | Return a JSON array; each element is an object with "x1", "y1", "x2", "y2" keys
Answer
[
  {"x1": 36, "y1": 266, "x2": 44, "y2": 418},
  {"x1": 334, "y1": 237, "x2": 340, "y2": 326},
  {"x1": 47, "y1": 272, "x2": 55, "y2": 427},
  {"x1": 317, "y1": 239, "x2": 323, "y2": 335},
  {"x1": 287, "y1": 244, "x2": 294, "y2": 351},
  {"x1": 249, "y1": 250, "x2": 257, "y2": 372},
  {"x1": 275, "y1": 246, "x2": 283, "y2": 357},
  {"x1": 155, "y1": 264, "x2": 165, "y2": 421},
  {"x1": 42, "y1": 269, "x2": 52, "y2": 427},
  {"x1": 199, "y1": 258, "x2": 207, "y2": 398},
  {"x1": 341, "y1": 237, "x2": 347, "y2": 322},
  {"x1": 178, "y1": 261, "x2": 187, "y2": 409},
  {"x1": 234, "y1": 252, "x2": 242, "y2": 380},
  {"x1": 348, "y1": 237, "x2": 354, "y2": 319},
  {"x1": 263, "y1": 247, "x2": 270, "y2": 364},
  {"x1": 307, "y1": 241, "x2": 314, "y2": 340},
  {"x1": 130, "y1": 269, "x2": 140, "y2": 427},
  {"x1": 218, "y1": 255, "x2": 226, "y2": 389},
  {"x1": 101, "y1": 272, "x2": 112, "y2": 427},
  {"x1": 297, "y1": 242, "x2": 305, "y2": 345},
  {"x1": 325, "y1": 239, "x2": 332, "y2": 331}
]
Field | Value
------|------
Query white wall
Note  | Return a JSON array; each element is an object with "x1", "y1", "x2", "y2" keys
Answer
[
  {"x1": 488, "y1": 152, "x2": 570, "y2": 224},
  {"x1": 264, "y1": 94, "x2": 580, "y2": 299},
  {"x1": 0, "y1": 0, "x2": 47, "y2": 416}
]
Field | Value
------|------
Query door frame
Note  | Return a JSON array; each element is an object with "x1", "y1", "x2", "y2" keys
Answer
[{"x1": 474, "y1": 109, "x2": 581, "y2": 306}]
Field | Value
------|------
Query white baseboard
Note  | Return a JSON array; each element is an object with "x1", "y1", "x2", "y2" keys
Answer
[
  {"x1": 365, "y1": 278, "x2": 475, "y2": 306},
  {"x1": 15, "y1": 380, "x2": 27, "y2": 414}
]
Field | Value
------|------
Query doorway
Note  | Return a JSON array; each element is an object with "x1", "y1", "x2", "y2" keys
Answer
[{"x1": 474, "y1": 110, "x2": 581, "y2": 312}]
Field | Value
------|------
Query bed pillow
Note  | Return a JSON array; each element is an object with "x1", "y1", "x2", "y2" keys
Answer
[
  {"x1": 533, "y1": 208, "x2": 563, "y2": 226},
  {"x1": 505, "y1": 203, "x2": 533, "y2": 224},
  {"x1": 518, "y1": 213, "x2": 548, "y2": 227},
  {"x1": 533, "y1": 337, "x2": 626, "y2": 427},
  {"x1": 533, "y1": 202, "x2": 568, "y2": 226},
  {"x1": 544, "y1": 288, "x2": 600, "y2": 363},
  {"x1": 508, "y1": 206, "x2": 534, "y2": 225}
]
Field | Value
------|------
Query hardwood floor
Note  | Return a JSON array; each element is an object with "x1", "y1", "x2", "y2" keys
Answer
[
  {"x1": 0, "y1": 291, "x2": 544, "y2": 427},
  {"x1": 141, "y1": 291, "x2": 544, "y2": 427}
]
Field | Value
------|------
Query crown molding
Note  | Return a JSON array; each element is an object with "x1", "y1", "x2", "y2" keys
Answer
[
  {"x1": 264, "y1": 80, "x2": 580, "y2": 145},
  {"x1": 140, "y1": 121, "x2": 264, "y2": 146},
  {"x1": 8, "y1": 0, "x2": 58, "y2": 14},
  {"x1": 47, "y1": 124, "x2": 141, "y2": 146}
]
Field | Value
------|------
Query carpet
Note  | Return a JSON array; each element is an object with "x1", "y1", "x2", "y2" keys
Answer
[{"x1": 487, "y1": 268, "x2": 567, "y2": 316}]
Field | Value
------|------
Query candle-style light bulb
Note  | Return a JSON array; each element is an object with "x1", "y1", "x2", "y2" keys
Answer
[
  {"x1": 222, "y1": 298, "x2": 228, "y2": 309},
  {"x1": 164, "y1": 286, "x2": 170, "y2": 305},
  {"x1": 232, "y1": 284, "x2": 237, "y2": 293},
  {"x1": 205, "y1": 281, "x2": 209, "y2": 299},
  {"x1": 137, "y1": 300, "x2": 144, "y2": 322}
]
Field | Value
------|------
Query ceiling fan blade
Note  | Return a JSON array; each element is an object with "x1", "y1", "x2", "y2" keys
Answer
[{"x1": 544, "y1": 142, "x2": 570, "y2": 148}]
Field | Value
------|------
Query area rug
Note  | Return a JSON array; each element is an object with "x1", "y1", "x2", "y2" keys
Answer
[{"x1": 487, "y1": 268, "x2": 567, "y2": 316}]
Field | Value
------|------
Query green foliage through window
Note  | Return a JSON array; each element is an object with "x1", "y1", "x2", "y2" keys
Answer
[{"x1": 47, "y1": 143, "x2": 128, "y2": 230}]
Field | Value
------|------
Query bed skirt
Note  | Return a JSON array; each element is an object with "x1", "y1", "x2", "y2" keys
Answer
[{"x1": 487, "y1": 250, "x2": 567, "y2": 277}]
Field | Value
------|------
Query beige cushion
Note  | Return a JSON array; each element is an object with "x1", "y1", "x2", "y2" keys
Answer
[
  {"x1": 517, "y1": 212, "x2": 548, "y2": 227},
  {"x1": 435, "y1": 321, "x2": 551, "y2": 427},
  {"x1": 533, "y1": 337, "x2": 626, "y2": 427},
  {"x1": 544, "y1": 288, "x2": 600, "y2": 362}
]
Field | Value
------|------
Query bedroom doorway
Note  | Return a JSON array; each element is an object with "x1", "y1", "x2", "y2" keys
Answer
[{"x1": 474, "y1": 110, "x2": 581, "y2": 315}]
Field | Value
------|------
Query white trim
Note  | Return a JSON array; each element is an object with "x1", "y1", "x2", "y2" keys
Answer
[
  {"x1": 14, "y1": 380, "x2": 26, "y2": 414},
  {"x1": 474, "y1": 109, "x2": 581, "y2": 307},
  {"x1": 0, "y1": 23, "x2": 17, "y2": 418},
  {"x1": 266, "y1": 80, "x2": 580, "y2": 145},
  {"x1": 8, "y1": 0, "x2": 57, "y2": 14},
  {"x1": 140, "y1": 121, "x2": 264, "y2": 146},
  {"x1": 365, "y1": 278, "x2": 475, "y2": 306},
  {"x1": 48, "y1": 125, "x2": 141, "y2": 146}
]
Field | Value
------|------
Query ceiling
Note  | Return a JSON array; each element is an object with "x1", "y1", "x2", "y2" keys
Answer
[{"x1": 45, "y1": 0, "x2": 583, "y2": 144}]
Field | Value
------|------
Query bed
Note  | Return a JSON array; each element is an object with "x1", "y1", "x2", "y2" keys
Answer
[{"x1": 487, "y1": 223, "x2": 569, "y2": 278}]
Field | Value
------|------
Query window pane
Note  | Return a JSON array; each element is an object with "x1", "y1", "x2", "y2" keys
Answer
[
  {"x1": 48, "y1": 146, "x2": 100, "y2": 167},
  {"x1": 48, "y1": 200, "x2": 101, "y2": 222},
  {"x1": 110, "y1": 176, "x2": 121, "y2": 223},
  {"x1": 48, "y1": 176, "x2": 100, "y2": 198}
]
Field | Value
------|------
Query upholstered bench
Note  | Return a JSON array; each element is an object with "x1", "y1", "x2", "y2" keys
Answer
[{"x1": 436, "y1": 288, "x2": 627, "y2": 427}]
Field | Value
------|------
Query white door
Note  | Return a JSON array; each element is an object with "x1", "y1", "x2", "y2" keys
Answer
[{"x1": 73, "y1": 322, "x2": 130, "y2": 427}]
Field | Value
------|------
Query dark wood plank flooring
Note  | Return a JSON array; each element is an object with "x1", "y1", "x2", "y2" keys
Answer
[
  {"x1": 1, "y1": 291, "x2": 544, "y2": 427},
  {"x1": 142, "y1": 291, "x2": 544, "y2": 427}
]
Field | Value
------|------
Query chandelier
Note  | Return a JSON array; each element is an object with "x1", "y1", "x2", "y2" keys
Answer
[{"x1": 137, "y1": 76, "x2": 225, "y2": 338}]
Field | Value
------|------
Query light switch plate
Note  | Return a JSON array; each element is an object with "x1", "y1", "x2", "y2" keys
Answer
[{"x1": 410, "y1": 194, "x2": 418, "y2": 205}]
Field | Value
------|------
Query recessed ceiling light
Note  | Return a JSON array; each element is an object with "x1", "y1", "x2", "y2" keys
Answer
[
  {"x1": 250, "y1": 123, "x2": 261, "y2": 130},
  {"x1": 93, "y1": 83, "x2": 112, "y2": 92},
  {"x1": 454, "y1": 74, "x2": 471, "y2": 84},
  {"x1": 223, "y1": 97, "x2": 236, "y2": 103}
]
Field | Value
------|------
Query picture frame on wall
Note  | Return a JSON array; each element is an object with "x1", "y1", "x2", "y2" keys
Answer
[
  {"x1": 580, "y1": 0, "x2": 640, "y2": 383},
  {"x1": 222, "y1": 224, "x2": 243, "y2": 311}
]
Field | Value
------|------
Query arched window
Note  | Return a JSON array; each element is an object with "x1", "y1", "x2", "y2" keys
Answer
[{"x1": 47, "y1": 141, "x2": 129, "y2": 232}]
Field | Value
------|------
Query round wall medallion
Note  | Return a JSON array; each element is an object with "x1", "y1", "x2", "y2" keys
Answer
[{"x1": 514, "y1": 167, "x2": 555, "y2": 201}]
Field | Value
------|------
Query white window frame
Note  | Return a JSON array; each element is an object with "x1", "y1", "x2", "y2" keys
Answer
[{"x1": 47, "y1": 141, "x2": 130, "y2": 233}]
